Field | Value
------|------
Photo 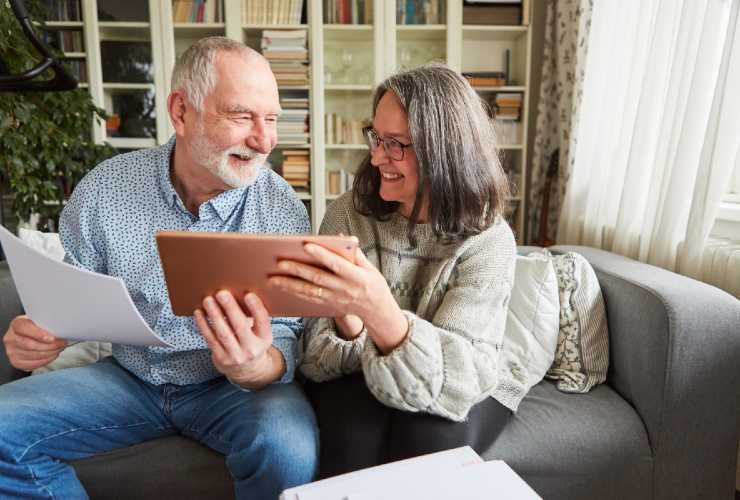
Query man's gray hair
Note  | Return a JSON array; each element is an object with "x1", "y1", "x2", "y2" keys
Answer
[{"x1": 170, "y1": 36, "x2": 251, "y2": 111}]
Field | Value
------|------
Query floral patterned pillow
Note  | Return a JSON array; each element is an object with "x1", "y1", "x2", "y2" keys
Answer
[{"x1": 545, "y1": 252, "x2": 609, "y2": 393}]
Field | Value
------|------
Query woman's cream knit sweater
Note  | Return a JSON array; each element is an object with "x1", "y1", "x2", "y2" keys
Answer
[{"x1": 300, "y1": 193, "x2": 518, "y2": 422}]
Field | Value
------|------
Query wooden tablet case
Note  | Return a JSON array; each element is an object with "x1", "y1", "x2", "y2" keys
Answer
[{"x1": 156, "y1": 232, "x2": 358, "y2": 317}]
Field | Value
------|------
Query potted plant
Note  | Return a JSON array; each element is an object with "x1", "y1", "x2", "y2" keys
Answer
[{"x1": 0, "y1": 0, "x2": 116, "y2": 232}]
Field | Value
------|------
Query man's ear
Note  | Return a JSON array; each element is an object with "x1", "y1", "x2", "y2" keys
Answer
[{"x1": 168, "y1": 91, "x2": 188, "y2": 135}]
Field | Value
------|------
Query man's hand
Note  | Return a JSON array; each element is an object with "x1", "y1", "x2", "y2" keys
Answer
[
  {"x1": 194, "y1": 291, "x2": 285, "y2": 390},
  {"x1": 3, "y1": 316, "x2": 67, "y2": 372}
]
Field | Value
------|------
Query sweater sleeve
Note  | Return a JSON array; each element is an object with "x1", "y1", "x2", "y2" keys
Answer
[
  {"x1": 361, "y1": 225, "x2": 516, "y2": 421},
  {"x1": 299, "y1": 194, "x2": 367, "y2": 381}
]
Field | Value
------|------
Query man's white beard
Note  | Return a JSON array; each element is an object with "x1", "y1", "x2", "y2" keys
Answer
[{"x1": 190, "y1": 125, "x2": 268, "y2": 188}]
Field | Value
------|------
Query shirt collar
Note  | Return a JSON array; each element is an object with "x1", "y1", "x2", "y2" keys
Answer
[
  {"x1": 157, "y1": 135, "x2": 255, "y2": 221},
  {"x1": 157, "y1": 136, "x2": 179, "y2": 209}
]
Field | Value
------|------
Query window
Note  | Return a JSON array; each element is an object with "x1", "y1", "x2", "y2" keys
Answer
[{"x1": 713, "y1": 149, "x2": 740, "y2": 239}]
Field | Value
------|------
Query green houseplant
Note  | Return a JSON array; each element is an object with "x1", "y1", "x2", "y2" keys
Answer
[{"x1": 0, "y1": 0, "x2": 116, "y2": 231}]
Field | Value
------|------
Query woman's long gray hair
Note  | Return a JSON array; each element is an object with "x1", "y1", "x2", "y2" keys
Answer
[{"x1": 353, "y1": 63, "x2": 510, "y2": 245}]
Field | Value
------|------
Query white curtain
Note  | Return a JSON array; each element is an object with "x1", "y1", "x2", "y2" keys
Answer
[
  {"x1": 557, "y1": 0, "x2": 740, "y2": 278},
  {"x1": 526, "y1": 0, "x2": 592, "y2": 246}
]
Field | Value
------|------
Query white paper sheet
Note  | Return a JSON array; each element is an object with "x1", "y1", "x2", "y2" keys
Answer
[
  {"x1": 280, "y1": 446, "x2": 485, "y2": 500},
  {"x1": 343, "y1": 461, "x2": 541, "y2": 500},
  {"x1": 0, "y1": 225, "x2": 172, "y2": 347}
]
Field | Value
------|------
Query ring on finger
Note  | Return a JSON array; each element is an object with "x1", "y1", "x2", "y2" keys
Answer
[
  {"x1": 208, "y1": 315, "x2": 224, "y2": 325},
  {"x1": 316, "y1": 287, "x2": 323, "y2": 298}
]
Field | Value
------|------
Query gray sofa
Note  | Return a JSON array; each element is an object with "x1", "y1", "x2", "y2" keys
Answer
[{"x1": 1, "y1": 245, "x2": 739, "y2": 499}]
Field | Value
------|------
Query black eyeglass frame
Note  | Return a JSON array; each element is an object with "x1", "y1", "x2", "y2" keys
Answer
[{"x1": 362, "y1": 126, "x2": 413, "y2": 161}]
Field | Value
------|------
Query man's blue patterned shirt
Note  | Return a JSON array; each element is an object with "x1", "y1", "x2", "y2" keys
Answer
[{"x1": 59, "y1": 137, "x2": 310, "y2": 386}]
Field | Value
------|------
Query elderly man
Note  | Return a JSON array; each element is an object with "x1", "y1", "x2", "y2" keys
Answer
[{"x1": 0, "y1": 37, "x2": 317, "y2": 499}]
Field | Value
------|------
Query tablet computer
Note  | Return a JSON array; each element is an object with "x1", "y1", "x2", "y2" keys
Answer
[{"x1": 156, "y1": 231, "x2": 358, "y2": 317}]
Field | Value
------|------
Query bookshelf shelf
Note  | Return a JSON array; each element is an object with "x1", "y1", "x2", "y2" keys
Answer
[
  {"x1": 473, "y1": 86, "x2": 526, "y2": 92},
  {"x1": 396, "y1": 24, "x2": 446, "y2": 31},
  {"x1": 325, "y1": 84, "x2": 373, "y2": 91},
  {"x1": 296, "y1": 192, "x2": 312, "y2": 200},
  {"x1": 173, "y1": 22, "x2": 225, "y2": 29},
  {"x1": 276, "y1": 143, "x2": 311, "y2": 148},
  {"x1": 325, "y1": 145, "x2": 367, "y2": 150},
  {"x1": 500, "y1": 144, "x2": 524, "y2": 150},
  {"x1": 63, "y1": 52, "x2": 86, "y2": 58},
  {"x1": 324, "y1": 25, "x2": 374, "y2": 41},
  {"x1": 396, "y1": 26, "x2": 447, "y2": 41},
  {"x1": 98, "y1": 22, "x2": 151, "y2": 39},
  {"x1": 243, "y1": 24, "x2": 309, "y2": 31},
  {"x1": 102, "y1": 83, "x2": 155, "y2": 90},
  {"x1": 173, "y1": 23, "x2": 225, "y2": 37},
  {"x1": 108, "y1": 137, "x2": 157, "y2": 149},
  {"x1": 323, "y1": 24, "x2": 373, "y2": 30},
  {"x1": 98, "y1": 21, "x2": 150, "y2": 28},
  {"x1": 45, "y1": 21, "x2": 84, "y2": 28},
  {"x1": 462, "y1": 25, "x2": 527, "y2": 41}
]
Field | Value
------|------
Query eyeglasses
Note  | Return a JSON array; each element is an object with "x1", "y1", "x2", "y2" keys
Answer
[{"x1": 362, "y1": 126, "x2": 413, "y2": 161}]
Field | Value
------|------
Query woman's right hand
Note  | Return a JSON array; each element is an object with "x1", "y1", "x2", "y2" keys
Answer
[
  {"x1": 334, "y1": 314, "x2": 364, "y2": 340},
  {"x1": 3, "y1": 316, "x2": 67, "y2": 371}
]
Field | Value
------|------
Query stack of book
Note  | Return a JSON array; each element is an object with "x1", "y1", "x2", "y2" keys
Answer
[
  {"x1": 281, "y1": 95, "x2": 309, "y2": 110},
  {"x1": 172, "y1": 0, "x2": 223, "y2": 23},
  {"x1": 243, "y1": 0, "x2": 304, "y2": 25},
  {"x1": 324, "y1": 113, "x2": 369, "y2": 145},
  {"x1": 396, "y1": 0, "x2": 445, "y2": 24},
  {"x1": 278, "y1": 109, "x2": 309, "y2": 144},
  {"x1": 324, "y1": 0, "x2": 374, "y2": 24},
  {"x1": 281, "y1": 150, "x2": 310, "y2": 192},
  {"x1": 463, "y1": 71, "x2": 506, "y2": 88},
  {"x1": 326, "y1": 169, "x2": 355, "y2": 196},
  {"x1": 261, "y1": 30, "x2": 309, "y2": 87},
  {"x1": 493, "y1": 92, "x2": 522, "y2": 120}
]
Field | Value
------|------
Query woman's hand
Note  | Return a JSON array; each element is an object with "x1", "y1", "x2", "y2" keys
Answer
[
  {"x1": 193, "y1": 291, "x2": 285, "y2": 389},
  {"x1": 269, "y1": 244, "x2": 409, "y2": 354},
  {"x1": 334, "y1": 314, "x2": 364, "y2": 340}
]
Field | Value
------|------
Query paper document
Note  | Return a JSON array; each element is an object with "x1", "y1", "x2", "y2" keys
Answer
[
  {"x1": 280, "y1": 446, "x2": 487, "y2": 500},
  {"x1": 0, "y1": 225, "x2": 172, "y2": 347},
  {"x1": 343, "y1": 461, "x2": 541, "y2": 500}
]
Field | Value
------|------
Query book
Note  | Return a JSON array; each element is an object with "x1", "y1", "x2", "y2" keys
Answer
[{"x1": 462, "y1": 3, "x2": 521, "y2": 25}]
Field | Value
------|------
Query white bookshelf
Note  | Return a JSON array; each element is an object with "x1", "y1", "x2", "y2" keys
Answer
[{"x1": 71, "y1": 0, "x2": 532, "y2": 240}]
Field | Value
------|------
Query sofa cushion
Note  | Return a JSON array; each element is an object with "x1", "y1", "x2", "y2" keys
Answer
[
  {"x1": 486, "y1": 380, "x2": 651, "y2": 500},
  {"x1": 72, "y1": 435, "x2": 233, "y2": 500},
  {"x1": 498, "y1": 254, "x2": 560, "y2": 410},
  {"x1": 546, "y1": 252, "x2": 610, "y2": 393}
]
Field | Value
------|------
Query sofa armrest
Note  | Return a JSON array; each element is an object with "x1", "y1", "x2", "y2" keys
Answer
[
  {"x1": 551, "y1": 245, "x2": 740, "y2": 500},
  {"x1": 0, "y1": 262, "x2": 27, "y2": 384}
]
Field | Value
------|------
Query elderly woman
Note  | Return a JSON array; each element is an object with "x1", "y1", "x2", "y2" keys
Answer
[{"x1": 269, "y1": 63, "x2": 519, "y2": 476}]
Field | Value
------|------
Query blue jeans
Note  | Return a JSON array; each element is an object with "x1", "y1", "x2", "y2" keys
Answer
[{"x1": 0, "y1": 357, "x2": 318, "y2": 500}]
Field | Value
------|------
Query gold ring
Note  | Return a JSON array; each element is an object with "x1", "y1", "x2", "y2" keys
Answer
[{"x1": 316, "y1": 287, "x2": 323, "y2": 298}]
